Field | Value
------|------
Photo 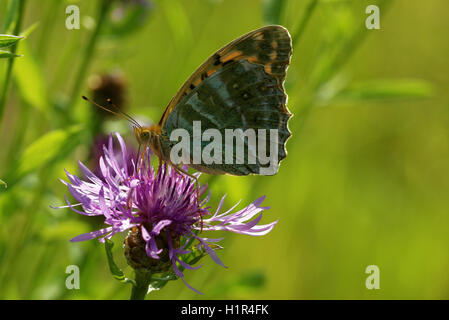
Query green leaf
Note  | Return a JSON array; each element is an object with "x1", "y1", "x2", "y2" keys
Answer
[
  {"x1": 105, "y1": 239, "x2": 136, "y2": 285},
  {"x1": 0, "y1": 34, "x2": 23, "y2": 48},
  {"x1": 20, "y1": 22, "x2": 39, "y2": 38},
  {"x1": 161, "y1": 0, "x2": 193, "y2": 49},
  {"x1": 334, "y1": 79, "x2": 434, "y2": 102},
  {"x1": 147, "y1": 244, "x2": 205, "y2": 293},
  {"x1": 3, "y1": 0, "x2": 20, "y2": 34},
  {"x1": 291, "y1": 0, "x2": 319, "y2": 48},
  {"x1": 148, "y1": 272, "x2": 178, "y2": 293},
  {"x1": 263, "y1": 0, "x2": 287, "y2": 25},
  {"x1": 0, "y1": 49, "x2": 21, "y2": 58},
  {"x1": 13, "y1": 40, "x2": 49, "y2": 112},
  {"x1": 0, "y1": 179, "x2": 6, "y2": 188},
  {"x1": 10, "y1": 125, "x2": 83, "y2": 183},
  {"x1": 180, "y1": 247, "x2": 206, "y2": 267}
]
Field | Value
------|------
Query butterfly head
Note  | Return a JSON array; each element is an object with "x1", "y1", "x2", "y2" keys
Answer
[
  {"x1": 133, "y1": 124, "x2": 163, "y2": 157},
  {"x1": 134, "y1": 126, "x2": 152, "y2": 145},
  {"x1": 81, "y1": 96, "x2": 165, "y2": 162}
]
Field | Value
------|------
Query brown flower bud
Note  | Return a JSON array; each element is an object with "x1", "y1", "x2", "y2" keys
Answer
[
  {"x1": 124, "y1": 226, "x2": 174, "y2": 273},
  {"x1": 88, "y1": 71, "x2": 127, "y2": 118}
]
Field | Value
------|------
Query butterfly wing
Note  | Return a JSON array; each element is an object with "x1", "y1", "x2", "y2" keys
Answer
[{"x1": 159, "y1": 25, "x2": 292, "y2": 175}]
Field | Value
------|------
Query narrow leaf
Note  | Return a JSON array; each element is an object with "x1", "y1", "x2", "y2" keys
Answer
[
  {"x1": 13, "y1": 40, "x2": 49, "y2": 112},
  {"x1": 3, "y1": 0, "x2": 20, "y2": 34},
  {"x1": 12, "y1": 125, "x2": 83, "y2": 181},
  {"x1": 263, "y1": 0, "x2": 287, "y2": 25},
  {"x1": 334, "y1": 79, "x2": 434, "y2": 101},
  {"x1": 147, "y1": 249, "x2": 205, "y2": 293},
  {"x1": 162, "y1": 0, "x2": 193, "y2": 49},
  {"x1": 0, "y1": 34, "x2": 23, "y2": 48},
  {"x1": 148, "y1": 272, "x2": 178, "y2": 293},
  {"x1": 20, "y1": 22, "x2": 39, "y2": 38},
  {"x1": 105, "y1": 239, "x2": 136, "y2": 285},
  {"x1": 0, "y1": 49, "x2": 21, "y2": 58},
  {"x1": 0, "y1": 179, "x2": 6, "y2": 188}
]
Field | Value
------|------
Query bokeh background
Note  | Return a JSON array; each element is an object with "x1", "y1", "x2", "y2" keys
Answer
[{"x1": 1, "y1": 0, "x2": 449, "y2": 299}]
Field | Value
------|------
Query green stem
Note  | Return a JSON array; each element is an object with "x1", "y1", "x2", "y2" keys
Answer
[
  {"x1": 311, "y1": 0, "x2": 393, "y2": 90},
  {"x1": 130, "y1": 269, "x2": 151, "y2": 300},
  {"x1": 290, "y1": 0, "x2": 394, "y2": 148},
  {"x1": 5, "y1": 99, "x2": 30, "y2": 164},
  {"x1": 291, "y1": 0, "x2": 318, "y2": 48},
  {"x1": 67, "y1": 0, "x2": 111, "y2": 112},
  {"x1": 0, "y1": 0, "x2": 26, "y2": 132},
  {"x1": 37, "y1": 0, "x2": 61, "y2": 61},
  {"x1": 245, "y1": 1, "x2": 318, "y2": 207}
]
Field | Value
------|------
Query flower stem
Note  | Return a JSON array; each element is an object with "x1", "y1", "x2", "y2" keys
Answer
[
  {"x1": 130, "y1": 269, "x2": 151, "y2": 300},
  {"x1": 67, "y1": 0, "x2": 110, "y2": 113},
  {"x1": 0, "y1": 0, "x2": 26, "y2": 132}
]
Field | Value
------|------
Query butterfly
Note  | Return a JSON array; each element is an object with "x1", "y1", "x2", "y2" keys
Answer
[{"x1": 85, "y1": 25, "x2": 292, "y2": 176}]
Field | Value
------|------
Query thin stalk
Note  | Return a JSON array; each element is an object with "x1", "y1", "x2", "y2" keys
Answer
[
  {"x1": 311, "y1": 0, "x2": 393, "y2": 91},
  {"x1": 130, "y1": 269, "x2": 151, "y2": 300},
  {"x1": 67, "y1": 0, "x2": 111, "y2": 112},
  {"x1": 5, "y1": 99, "x2": 30, "y2": 164},
  {"x1": 37, "y1": 0, "x2": 61, "y2": 61},
  {"x1": 245, "y1": 0, "x2": 319, "y2": 202},
  {"x1": 291, "y1": 0, "x2": 318, "y2": 48},
  {"x1": 0, "y1": 0, "x2": 26, "y2": 132},
  {"x1": 291, "y1": 0, "x2": 395, "y2": 143},
  {"x1": 0, "y1": 165, "x2": 49, "y2": 289}
]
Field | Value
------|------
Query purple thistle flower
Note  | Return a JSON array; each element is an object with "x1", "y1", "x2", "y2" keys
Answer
[
  {"x1": 90, "y1": 134, "x2": 137, "y2": 181},
  {"x1": 57, "y1": 133, "x2": 277, "y2": 294}
]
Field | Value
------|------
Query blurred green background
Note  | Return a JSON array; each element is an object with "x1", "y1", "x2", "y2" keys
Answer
[{"x1": 1, "y1": 0, "x2": 449, "y2": 299}]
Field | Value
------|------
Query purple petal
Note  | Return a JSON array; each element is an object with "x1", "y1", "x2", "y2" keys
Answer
[
  {"x1": 78, "y1": 161, "x2": 103, "y2": 186},
  {"x1": 70, "y1": 227, "x2": 113, "y2": 242},
  {"x1": 195, "y1": 235, "x2": 227, "y2": 268},
  {"x1": 152, "y1": 219, "x2": 172, "y2": 235}
]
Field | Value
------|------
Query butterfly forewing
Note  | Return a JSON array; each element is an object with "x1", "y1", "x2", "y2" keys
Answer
[{"x1": 158, "y1": 25, "x2": 292, "y2": 176}]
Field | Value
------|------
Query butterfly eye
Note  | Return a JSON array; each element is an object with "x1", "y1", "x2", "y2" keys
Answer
[
  {"x1": 141, "y1": 131, "x2": 150, "y2": 139},
  {"x1": 138, "y1": 130, "x2": 151, "y2": 144}
]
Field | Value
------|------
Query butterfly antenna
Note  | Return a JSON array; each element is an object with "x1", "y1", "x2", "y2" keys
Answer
[
  {"x1": 81, "y1": 96, "x2": 141, "y2": 128},
  {"x1": 106, "y1": 98, "x2": 141, "y2": 129}
]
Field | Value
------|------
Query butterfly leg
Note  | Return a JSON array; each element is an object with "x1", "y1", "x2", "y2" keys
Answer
[
  {"x1": 135, "y1": 143, "x2": 149, "y2": 174},
  {"x1": 172, "y1": 165, "x2": 204, "y2": 232}
]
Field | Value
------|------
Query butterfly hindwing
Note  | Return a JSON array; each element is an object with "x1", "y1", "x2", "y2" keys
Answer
[{"x1": 159, "y1": 25, "x2": 292, "y2": 175}]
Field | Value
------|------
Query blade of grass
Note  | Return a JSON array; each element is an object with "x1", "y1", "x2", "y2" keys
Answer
[
  {"x1": 263, "y1": 0, "x2": 287, "y2": 25},
  {"x1": 291, "y1": 0, "x2": 318, "y2": 48},
  {"x1": 0, "y1": 49, "x2": 21, "y2": 58},
  {"x1": 66, "y1": 0, "x2": 112, "y2": 115},
  {"x1": 105, "y1": 239, "x2": 136, "y2": 286},
  {"x1": 0, "y1": 34, "x2": 23, "y2": 48},
  {"x1": 13, "y1": 40, "x2": 49, "y2": 112},
  {"x1": 332, "y1": 79, "x2": 434, "y2": 102},
  {"x1": 3, "y1": 125, "x2": 83, "y2": 188},
  {"x1": 37, "y1": 0, "x2": 60, "y2": 60},
  {"x1": 3, "y1": 0, "x2": 19, "y2": 33},
  {"x1": 161, "y1": 0, "x2": 193, "y2": 50},
  {"x1": 311, "y1": 0, "x2": 393, "y2": 90},
  {"x1": 0, "y1": 0, "x2": 26, "y2": 133}
]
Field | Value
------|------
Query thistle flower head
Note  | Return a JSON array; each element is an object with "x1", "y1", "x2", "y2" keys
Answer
[{"x1": 58, "y1": 133, "x2": 277, "y2": 293}]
